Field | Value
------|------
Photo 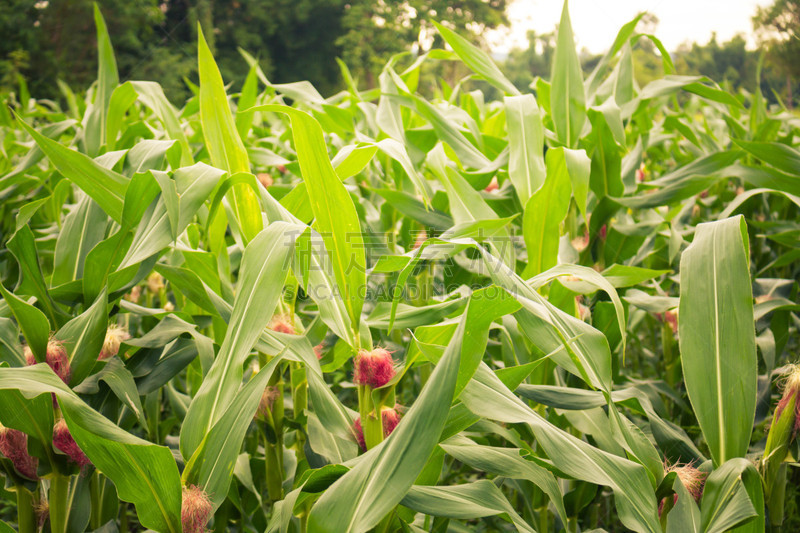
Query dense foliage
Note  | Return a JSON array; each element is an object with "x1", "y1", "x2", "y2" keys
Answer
[{"x1": 0, "y1": 2, "x2": 799, "y2": 532}]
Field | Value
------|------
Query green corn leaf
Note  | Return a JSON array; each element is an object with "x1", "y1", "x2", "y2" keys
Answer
[
  {"x1": 183, "y1": 352, "x2": 286, "y2": 508},
  {"x1": 522, "y1": 147, "x2": 572, "y2": 278},
  {"x1": 180, "y1": 222, "x2": 297, "y2": 459},
  {"x1": 432, "y1": 21, "x2": 520, "y2": 97},
  {"x1": 440, "y1": 441, "x2": 567, "y2": 524},
  {"x1": 461, "y1": 363, "x2": 660, "y2": 533},
  {"x1": 551, "y1": 0, "x2": 586, "y2": 148},
  {"x1": 0, "y1": 365, "x2": 181, "y2": 533},
  {"x1": 679, "y1": 216, "x2": 757, "y2": 466},
  {"x1": 306, "y1": 311, "x2": 466, "y2": 532},
  {"x1": 8, "y1": 225, "x2": 63, "y2": 326},
  {"x1": 0, "y1": 389, "x2": 55, "y2": 464},
  {"x1": 53, "y1": 289, "x2": 107, "y2": 386},
  {"x1": 700, "y1": 458, "x2": 763, "y2": 533},
  {"x1": 15, "y1": 115, "x2": 128, "y2": 223},
  {"x1": 198, "y1": 25, "x2": 262, "y2": 243},
  {"x1": 0, "y1": 282, "x2": 50, "y2": 362},
  {"x1": 247, "y1": 105, "x2": 366, "y2": 343},
  {"x1": 51, "y1": 196, "x2": 110, "y2": 287},
  {"x1": 83, "y1": 4, "x2": 119, "y2": 157},
  {"x1": 733, "y1": 140, "x2": 800, "y2": 175},
  {"x1": 505, "y1": 94, "x2": 546, "y2": 203},
  {"x1": 401, "y1": 481, "x2": 535, "y2": 532}
]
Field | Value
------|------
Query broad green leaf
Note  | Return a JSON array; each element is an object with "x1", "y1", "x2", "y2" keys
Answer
[
  {"x1": 181, "y1": 222, "x2": 297, "y2": 459},
  {"x1": 307, "y1": 311, "x2": 466, "y2": 532},
  {"x1": 120, "y1": 163, "x2": 223, "y2": 268},
  {"x1": 429, "y1": 148, "x2": 514, "y2": 266},
  {"x1": 0, "y1": 282, "x2": 50, "y2": 362},
  {"x1": 432, "y1": 21, "x2": 520, "y2": 97},
  {"x1": 700, "y1": 458, "x2": 763, "y2": 533},
  {"x1": 522, "y1": 147, "x2": 572, "y2": 278},
  {"x1": 0, "y1": 389, "x2": 55, "y2": 464},
  {"x1": 481, "y1": 248, "x2": 612, "y2": 390},
  {"x1": 440, "y1": 441, "x2": 566, "y2": 524},
  {"x1": 83, "y1": 5, "x2": 119, "y2": 156},
  {"x1": 281, "y1": 143, "x2": 379, "y2": 223},
  {"x1": 80, "y1": 357, "x2": 145, "y2": 424},
  {"x1": 411, "y1": 96, "x2": 491, "y2": 169},
  {"x1": 587, "y1": 106, "x2": 624, "y2": 198},
  {"x1": 733, "y1": 140, "x2": 800, "y2": 175},
  {"x1": 0, "y1": 318, "x2": 24, "y2": 366},
  {"x1": 8, "y1": 225, "x2": 62, "y2": 325},
  {"x1": 155, "y1": 265, "x2": 219, "y2": 316},
  {"x1": 130, "y1": 81, "x2": 193, "y2": 166},
  {"x1": 375, "y1": 138, "x2": 431, "y2": 203},
  {"x1": 461, "y1": 364, "x2": 660, "y2": 533},
  {"x1": 401, "y1": 481, "x2": 534, "y2": 532},
  {"x1": 235, "y1": 62, "x2": 259, "y2": 140},
  {"x1": 53, "y1": 290, "x2": 108, "y2": 386},
  {"x1": 505, "y1": 94, "x2": 546, "y2": 203},
  {"x1": 198, "y1": 25, "x2": 262, "y2": 243},
  {"x1": 638, "y1": 76, "x2": 741, "y2": 108},
  {"x1": 183, "y1": 353, "x2": 286, "y2": 508},
  {"x1": 585, "y1": 13, "x2": 643, "y2": 95},
  {"x1": 528, "y1": 263, "x2": 627, "y2": 357},
  {"x1": 247, "y1": 105, "x2": 366, "y2": 340},
  {"x1": 373, "y1": 189, "x2": 453, "y2": 230},
  {"x1": 0, "y1": 366, "x2": 181, "y2": 533},
  {"x1": 51, "y1": 196, "x2": 109, "y2": 286},
  {"x1": 106, "y1": 82, "x2": 137, "y2": 151},
  {"x1": 666, "y1": 473, "x2": 701, "y2": 533},
  {"x1": 551, "y1": 0, "x2": 585, "y2": 148},
  {"x1": 679, "y1": 216, "x2": 756, "y2": 466},
  {"x1": 15, "y1": 115, "x2": 128, "y2": 223}
]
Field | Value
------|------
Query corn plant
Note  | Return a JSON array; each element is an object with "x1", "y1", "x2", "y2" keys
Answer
[{"x1": 0, "y1": 2, "x2": 798, "y2": 532}]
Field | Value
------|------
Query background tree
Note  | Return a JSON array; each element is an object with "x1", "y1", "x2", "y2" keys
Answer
[
  {"x1": 337, "y1": 0, "x2": 508, "y2": 88},
  {"x1": 0, "y1": 0, "x2": 169, "y2": 100},
  {"x1": 503, "y1": 30, "x2": 555, "y2": 91},
  {"x1": 753, "y1": 0, "x2": 800, "y2": 106}
]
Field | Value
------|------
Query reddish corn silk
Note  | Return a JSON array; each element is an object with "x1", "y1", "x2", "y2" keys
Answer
[
  {"x1": 671, "y1": 463, "x2": 707, "y2": 502},
  {"x1": 353, "y1": 407, "x2": 401, "y2": 451},
  {"x1": 0, "y1": 427, "x2": 39, "y2": 480},
  {"x1": 182, "y1": 485, "x2": 213, "y2": 533},
  {"x1": 658, "y1": 462, "x2": 706, "y2": 516},
  {"x1": 485, "y1": 176, "x2": 499, "y2": 193},
  {"x1": 256, "y1": 173, "x2": 274, "y2": 188},
  {"x1": 269, "y1": 315, "x2": 296, "y2": 335},
  {"x1": 571, "y1": 232, "x2": 590, "y2": 253},
  {"x1": 353, "y1": 418, "x2": 366, "y2": 451},
  {"x1": 353, "y1": 348, "x2": 395, "y2": 389},
  {"x1": 313, "y1": 343, "x2": 324, "y2": 360},
  {"x1": 24, "y1": 345, "x2": 35, "y2": 367},
  {"x1": 635, "y1": 163, "x2": 646, "y2": 183},
  {"x1": 381, "y1": 407, "x2": 400, "y2": 435},
  {"x1": 99, "y1": 324, "x2": 130, "y2": 360},
  {"x1": 26, "y1": 340, "x2": 71, "y2": 384},
  {"x1": 256, "y1": 386, "x2": 280, "y2": 418},
  {"x1": 411, "y1": 230, "x2": 427, "y2": 250},
  {"x1": 53, "y1": 419, "x2": 90, "y2": 467},
  {"x1": 655, "y1": 309, "x2": 679, "y2": 335}
]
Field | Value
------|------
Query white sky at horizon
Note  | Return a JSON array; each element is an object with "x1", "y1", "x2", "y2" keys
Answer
[{"x1": 486, "y1": 0, "x2": 771, "y2": 55}]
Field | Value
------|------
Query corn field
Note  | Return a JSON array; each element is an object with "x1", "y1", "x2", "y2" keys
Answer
[{"x1": 0, "y1": 2, "x2": 798, "y2": 532}]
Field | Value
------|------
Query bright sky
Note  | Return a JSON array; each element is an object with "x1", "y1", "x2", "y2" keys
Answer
[{"x1": 486, "y1": 0, "x2": 771, "y2": 54}]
